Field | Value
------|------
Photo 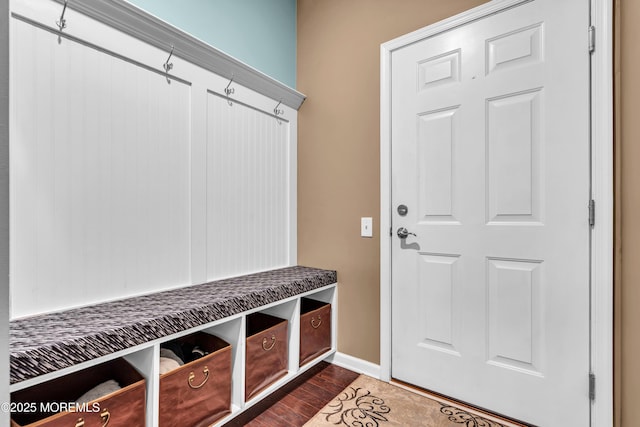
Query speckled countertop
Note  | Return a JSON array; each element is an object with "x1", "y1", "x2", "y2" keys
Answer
[{"x1": 10, "y1": 265, "x2": 337, "y2": 384}]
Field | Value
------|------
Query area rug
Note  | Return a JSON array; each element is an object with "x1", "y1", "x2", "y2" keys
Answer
[{"x1": 303, "y1": 375, "x2": 528, "y2": 427}]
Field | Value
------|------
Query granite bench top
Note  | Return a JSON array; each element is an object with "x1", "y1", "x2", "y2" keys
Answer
[{"x1": 9, "y1": 265, "x2": 337, "y2": 384}]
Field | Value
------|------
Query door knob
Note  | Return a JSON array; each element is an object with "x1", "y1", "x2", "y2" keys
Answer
[{"x1": 397, "y1": 227, "x2": 417, "y2": 239}]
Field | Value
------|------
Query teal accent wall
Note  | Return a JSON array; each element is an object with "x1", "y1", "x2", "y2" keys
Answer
[{"x1": 128, "y1": 0, "x2": 297, "y2": 88}]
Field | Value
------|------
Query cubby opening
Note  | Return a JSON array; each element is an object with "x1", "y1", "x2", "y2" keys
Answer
[
  {"x1": 245, "y1": 312, "x2": 289, "y2": 401},
  {"x1": 158, "y1": 331, "x2": 232, "y2": 427},
  {"x1": 11, "y1": 358, "x2": 146, "y2": 427}
]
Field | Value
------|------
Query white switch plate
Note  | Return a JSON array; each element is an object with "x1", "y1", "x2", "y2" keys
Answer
[{"x1": 361, "y1": 217, "x2": 373, "y2": 238}]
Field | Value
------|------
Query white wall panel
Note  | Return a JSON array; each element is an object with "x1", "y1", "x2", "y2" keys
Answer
[
  {"x1": 206, "y1": 94, "x2": 290, "y2": 279},
  {"x1": 9, "y1": 1, "x2": 298, "y2": 318},
  {"x1": 11, "y1": 20, "x2": 191, "y2": 318}
]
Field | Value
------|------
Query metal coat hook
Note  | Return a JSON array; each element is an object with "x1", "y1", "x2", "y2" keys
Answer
[
  {"x1": 225, "y1": 75, "x2": 235, "y2": 106},
  {"x1": 163, "y1": 45, "x2": 174, "y2": 84},
  {"x1": 56, "y1": 0, "x2": 68, "y2": 32},
  {"x1": 273, "y1": 100, "x2": 284, "y2": 116},
  {"x1": 274, "y1": 100, "x2": 284, "y2": 125}
]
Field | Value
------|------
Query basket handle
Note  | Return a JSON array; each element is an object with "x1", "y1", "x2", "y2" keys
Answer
[
  {"x1": 311, "y1": 315, "x2": 322, "y2": 329},
  {"x1": 262, "y1": 334, "x2": 276, "y2": 351},
  {"x1": 75, "y1": 418, "x2": 84, "y2": 427},
  {"x1": 188, "y1": 366, "x2": 210, "y2": 389},
  {"x1": 100, "y1": 409, "x2": 110, "y2": 426}
]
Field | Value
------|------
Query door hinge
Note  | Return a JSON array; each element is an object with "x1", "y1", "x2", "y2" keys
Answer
[
  {"x1": 589, "y1": 373, "x2": 596, "y2": 401},
  {"x1": 588, "y1": 25, "x2": 596, "y2": 54},
  {"x1": 589, "y1": 199, "x2": 596, "y2": 228},
  {"x1": 390, "y1": 227, "x2": 393, "y2": 237}
]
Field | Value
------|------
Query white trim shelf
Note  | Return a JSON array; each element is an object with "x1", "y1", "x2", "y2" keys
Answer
[{"x1": 48, "y1": 0, "x2": 305, "y2": 110}]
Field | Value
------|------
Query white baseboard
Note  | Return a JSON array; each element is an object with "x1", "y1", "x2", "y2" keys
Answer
[{"x1": 326, "y1": 352, "x2": 381, "y2": 379}]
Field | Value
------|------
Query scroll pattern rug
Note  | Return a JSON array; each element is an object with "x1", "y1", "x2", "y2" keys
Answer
[{"x1": 303, "y1": 375, "x2": 528, "y2": 427}]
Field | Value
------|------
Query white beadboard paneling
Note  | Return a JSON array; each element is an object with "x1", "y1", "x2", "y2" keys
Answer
[
  {"x1": 10, "y1": 0, "x2": 299, "y2": 318},
  {"x1": 11, "y1": 19, "x2": 191, "y2": 318},
  {"x1": 206, "y1": 93, "x2": 290, "y2": 280},
  {"x1": 190, "y1": 84, "x2": 209, "y2": 285}
]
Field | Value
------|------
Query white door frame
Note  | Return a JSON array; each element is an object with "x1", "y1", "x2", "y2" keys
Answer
[{"x1": 379, "y1": 0, "x2": 614, "y2": 425}]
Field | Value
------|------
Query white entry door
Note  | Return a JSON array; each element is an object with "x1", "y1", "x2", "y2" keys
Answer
[{"x1": 390, "y1": 1, "x2": 591, "y2": 426}]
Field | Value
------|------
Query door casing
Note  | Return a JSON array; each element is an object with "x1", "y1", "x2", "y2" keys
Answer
[{"x1": 379, "y1": 0, "x2": 614, "y2": 425}]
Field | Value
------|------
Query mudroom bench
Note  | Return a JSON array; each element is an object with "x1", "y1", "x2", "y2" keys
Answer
[{"x1": 9, "y1": 266, "x2": 337, "y2": 426}]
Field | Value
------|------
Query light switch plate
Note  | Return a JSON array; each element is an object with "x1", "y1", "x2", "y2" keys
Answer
[{"x1": 361, "y1": 217, "x2": 373, "y2": 238}]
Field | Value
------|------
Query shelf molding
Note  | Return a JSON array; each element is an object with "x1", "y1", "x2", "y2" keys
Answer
[{"x1": 51, "y1": 0, "x2": 306, "y2": 110}]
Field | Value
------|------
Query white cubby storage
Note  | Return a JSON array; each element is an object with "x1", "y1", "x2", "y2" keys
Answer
[{"x1": 9, "y1": 284, "x2": 337, "y2": 427}]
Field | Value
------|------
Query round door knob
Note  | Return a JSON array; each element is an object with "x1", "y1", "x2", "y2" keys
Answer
[{"x1": 397, "y1": 227, "x2": 417, "y2": 239}]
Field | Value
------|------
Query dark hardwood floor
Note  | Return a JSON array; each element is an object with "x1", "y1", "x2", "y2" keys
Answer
[{"x1": 222, "y1": 362, "x2": 360, "y2": 427}]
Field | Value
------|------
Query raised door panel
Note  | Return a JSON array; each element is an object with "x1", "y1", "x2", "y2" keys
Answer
[
  {"x1": 417, "y1": 253, "x2": 461, "y2": 356},
  {"x1": 487, "y1": 89, "x2": 542, "y2": 224},
  {"x1": 417, "y1": 108, "x2": 459, "y2": 223},
  {"x1": 487, "y1": 258, "x2": 543, "y2": 375},
  {"x1": 486, "y1": 24, "x2": 544, "y2": 75},
  {"x1": 418, "y1": 50, "x2": 461, "y2": 91}
]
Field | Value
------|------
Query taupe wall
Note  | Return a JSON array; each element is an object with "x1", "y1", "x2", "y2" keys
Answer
[
  {"x1": 617, "y1": 0, "x2": 638, "y2": 425},
  {"x1": 297, "y1": 0, "x2": 488, "y2": 365},
  {"x1": 298, "y1": 0, "x2": 635, "y2": 424}
]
